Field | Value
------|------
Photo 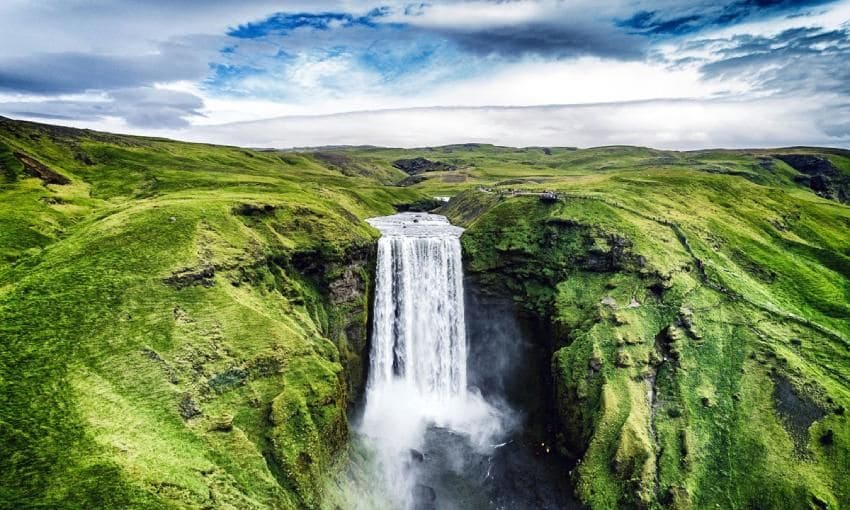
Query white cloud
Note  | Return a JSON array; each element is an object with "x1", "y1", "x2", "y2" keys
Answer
[
  {"x1": 176, "y1": 55, "x2": 749, "y2": 124},
  {"x1": 165, "y1": 97, "x2": 846, "y2": 150}
]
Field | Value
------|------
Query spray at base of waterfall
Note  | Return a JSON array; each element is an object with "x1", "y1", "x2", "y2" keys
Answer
[{"x1": 358, "y1": 380, "x2": 509, "y2": 506}]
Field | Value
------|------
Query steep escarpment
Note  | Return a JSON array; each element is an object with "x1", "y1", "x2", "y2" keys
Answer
[
  {"x1": 775, "y1": 153, "x2": 850, "y2": 203},
  {"x1": 449, "y1": 182, "x2": 850, "y2": 509}
]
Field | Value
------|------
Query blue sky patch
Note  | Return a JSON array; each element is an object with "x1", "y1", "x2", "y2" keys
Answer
[{"x1": 227, "y1": 10, "x2": 388, "y2": 39}]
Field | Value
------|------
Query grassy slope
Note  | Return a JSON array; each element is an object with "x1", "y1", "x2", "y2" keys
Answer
[
  {"x1": 0, "y1": 118, "x2": 421, "y2": 509},
  {"x1": 424, "y1": 146, "x2": 850, "y2": 509},
  {"x1": 1, "y1": 121, "x2": 849, "y2": 509}
]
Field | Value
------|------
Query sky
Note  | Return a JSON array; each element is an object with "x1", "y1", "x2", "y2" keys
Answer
[{"x1": 1, "y1": 0, "x2": 849, "y2": 149}]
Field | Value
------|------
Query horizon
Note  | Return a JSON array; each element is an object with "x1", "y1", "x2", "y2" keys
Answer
[{"x1": 4, "y1": 112, "x2": 850, "y2": 153}]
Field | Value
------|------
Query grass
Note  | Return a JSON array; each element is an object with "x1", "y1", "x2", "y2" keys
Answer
[
  {"x1": 442, "y1": 149, "x2": 850, "y2": 508},
  {"x1": 1, "y1": 117, "x2": 849, "y2": 509},
  {"x1": 0, "y1": 118, "x2": 421, "y2": 509}
]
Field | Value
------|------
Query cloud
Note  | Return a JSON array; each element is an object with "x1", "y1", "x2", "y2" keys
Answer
[
  {"x1": 0, "y1": 0, "x2": 848, "y2": 149},
  {"x1": 226, "y1": 9, "x2": 390, "y2": 39},
  {"x1": 697, "y1": 26, "x2": 850, "y2": 95},
  {"x1": 424, "y1": 20, "x2": 646, "y2": 60},
  {"x1": 619, "y1": 0, "x2": 838, "y2": 37},
  {"x1": 397, "y1": 1, "x2": 648, "y2": 60},
  {"x1": 0, "y1": 40, "x2": 215, "y2": 95},
  {"x1": 0, "y1": 88, "x2": 204, "y2": 128},
  {"x1": 0, "y1": 1, "x2": 334, "y2": 57},
  {"x1": 176, "y1": 98, "x2": 848, "y2": 150}
]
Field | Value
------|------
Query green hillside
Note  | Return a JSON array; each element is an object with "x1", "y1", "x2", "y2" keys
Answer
[{"x1": 1, "y1": 117, "x2": 848, "y2": 509}]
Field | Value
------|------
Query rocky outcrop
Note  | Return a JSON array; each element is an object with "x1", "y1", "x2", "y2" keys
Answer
[
  {"x1": 396, "y1": 174, "x2": 429, "y2": 187},
  {"x1": 14, "y1": 152, "x2": 70, "y2": 185},
  {"x1": 285, "y1": 243, "x2": 376, "y2": 407},
  {"x1": 392, "y1": 157, "x2": 456, "y2": 175},
  {"x1": 163, "y1": 265, "x2": 215, "y2": 289},
  {"x1": 776, "y1": 154, "x2": 849, "y2": 203},
  {"x1": 320, "y1": 247, "x2": 375, "y2": 406},
  {"x1": 233, "y1": 203, "x2": 277, "y2": 216}
]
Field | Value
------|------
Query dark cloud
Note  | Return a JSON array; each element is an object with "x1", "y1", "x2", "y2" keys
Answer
[
  {"x1": 620, "y1": 0, "x2": 837, "y2": 37},
  {"x1": 699, "y1": 27, "x2": 850, "y2": 96},
  {"x1": 220, "y1": 5, "x2": 649, "y2": 68},
  {"x1": 0, "y1": 88, "x2": 204, "y2": 128},
  {"x1": 426, "y1": 20, "x2": 647, "y2": 60},
  {"x1": 0, "y1": 42, "x2": 210, "y2": 94}
]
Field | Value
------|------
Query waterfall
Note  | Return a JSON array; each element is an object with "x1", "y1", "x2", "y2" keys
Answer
[
  {"x1": 368, "y1": 213, "x2": 467, "y2": 398},
  {"x1": 359, "y1": 212, "x2": 503, "y2": 508}
]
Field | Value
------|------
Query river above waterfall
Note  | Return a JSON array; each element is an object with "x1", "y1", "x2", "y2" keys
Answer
[{"x1": 349, "y1": 212, "x2": 579, "y2": 510}]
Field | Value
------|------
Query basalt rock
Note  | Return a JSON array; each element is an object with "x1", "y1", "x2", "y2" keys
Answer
[
  {"x1": 392, "y1": 157, "x2": 456, "y2": 175},
  {"x1": 413, "y1": 484, "x2": 437, "y2": 510},
  {"x1": 776, "y1": 154, "x2": 849, "y2": 203}
]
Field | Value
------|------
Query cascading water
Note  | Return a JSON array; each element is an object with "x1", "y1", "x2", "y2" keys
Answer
[
  {"x1": 368, "y1": 214, "x2": 467, "y2": 399},
  {"x1": 360, "y1": 212, "x2": 504, "y2": 508}
]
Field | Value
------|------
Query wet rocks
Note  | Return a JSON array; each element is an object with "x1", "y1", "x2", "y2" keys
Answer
[{"x1": 412, "y1": 484, "x2": 437, "y2": 510}]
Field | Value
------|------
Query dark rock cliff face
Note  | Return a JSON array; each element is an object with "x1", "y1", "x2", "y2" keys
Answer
[
  {"x1": 392, "y1": 157, "x2": 457, "y2": 175},
  {"x1": 289, "y1": 243, "x2": 376, "y2": 407},
  {"x1": 325, "y1": 246, "x2": 375, "y2": 406},
  {"x1": 775, "y1": 154, "x2": 849, "y2": 203}
]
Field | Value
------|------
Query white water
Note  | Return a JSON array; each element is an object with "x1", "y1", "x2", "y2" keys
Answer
[{"x1": 360, "y1": 213, "x2": 505, "y2": 508}]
